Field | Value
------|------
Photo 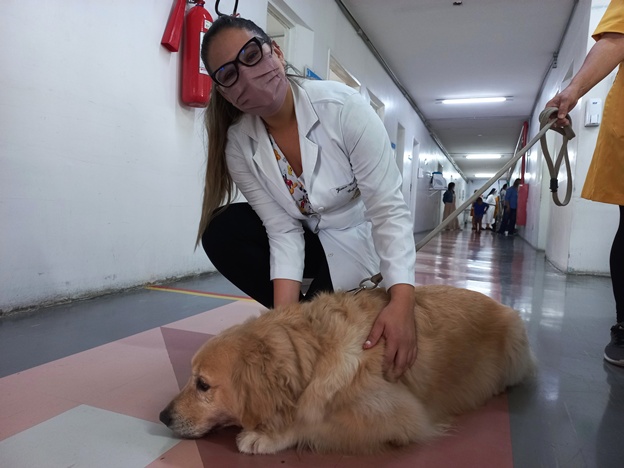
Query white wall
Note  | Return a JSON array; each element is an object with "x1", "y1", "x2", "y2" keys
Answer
[
  {"x1": 1, "y1": 0, "x2": 461, "y2": 311},
  {"x1": 521, "y1": 0, "x2": 619, "y2": 275},
  {"x1": 411, "y1": 152, "x2": 465, "y2": 233},
  {"x1": 1, "y1": 0, "x2": 214, "y2": 312}
]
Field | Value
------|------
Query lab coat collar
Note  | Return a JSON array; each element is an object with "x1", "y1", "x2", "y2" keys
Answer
[
  {"x1": 237, "y1": 79, "x2": 319, "y2": 141},
  {"x1": 291, "y1": 79, "x2": 320, "y2": 137},
  {"x1": 240, "y1": 79, "x2": 321, "y2": 194},
  {"x1": 291, "y1": 80, "x2": 320, "y2": 188}
]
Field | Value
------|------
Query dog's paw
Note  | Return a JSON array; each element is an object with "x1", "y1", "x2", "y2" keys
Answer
[{"x1": 236, "y1": 430, "x2": 291, "y2": 454}]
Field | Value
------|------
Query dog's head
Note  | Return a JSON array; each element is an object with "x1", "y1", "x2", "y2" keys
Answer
[{"x1": 159, "y1": 314, "x2": 314, "y2": 438}]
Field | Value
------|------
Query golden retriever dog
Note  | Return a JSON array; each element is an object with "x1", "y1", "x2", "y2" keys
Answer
[{"x1": 159, "y1": 285, "x2": 535, "y2": 454}]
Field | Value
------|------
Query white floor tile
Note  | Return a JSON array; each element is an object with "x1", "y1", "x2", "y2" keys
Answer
[{"x1": 0, "y1": 405, "x2": 179, "y2": 468}]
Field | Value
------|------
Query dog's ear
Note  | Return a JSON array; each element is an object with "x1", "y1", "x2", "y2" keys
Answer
[{"x1": 231, "y1": 333, "x2": 300, "y2": 432}]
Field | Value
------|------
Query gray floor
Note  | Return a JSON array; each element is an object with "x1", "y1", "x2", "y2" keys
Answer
[
  {"x1": 1, "y1": 231, "x2": 622, "y2": 467},
  {"x1": 0, "y1": 273, "x2": 245, "y2": 378}
]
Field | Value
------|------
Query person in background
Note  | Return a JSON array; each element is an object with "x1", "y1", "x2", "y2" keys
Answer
[
  {"x1": 483, "y1": 188, "x2": 497, "y2": 231},
  {"x1": 544, "y1": 0, "x2": 624, "y2": 367},
  {"x1": 472, "y1": 197, "x2": 487, "y2": 233},
  {"x1": 442, "y1": 182, "x2": 460, "y2": 230},
  {"x1": 470, "y1": 189, "x2": 478, "y2": 230},
  {"x1": 496, "y1": 183, "x2": 508, "y2": 230},
  {"x1": 197, "y1": 15, "x2": 417, "y2": 379},
  {"x1": 499, "y1": 183, "x2": 508, "y2": 206},
  {"x1": 498, "y1": 178, "x2": 521, "y2": 236}
]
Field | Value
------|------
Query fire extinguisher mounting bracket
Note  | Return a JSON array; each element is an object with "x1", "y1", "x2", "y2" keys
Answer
[{"x1": 215, "y1": 0, "x2": 239, "y2": 17}]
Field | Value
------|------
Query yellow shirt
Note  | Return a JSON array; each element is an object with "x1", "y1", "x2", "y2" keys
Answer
[{"x1": 581, "y1": 0, "x2": 624, "y2": 205}]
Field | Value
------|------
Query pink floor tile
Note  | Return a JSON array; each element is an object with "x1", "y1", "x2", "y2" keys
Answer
[
  {"x1": 147, "y1": 440, "x2": 204, "y2": 468},
  {"x1": 93, "y1": 361, "x2": 180, "y2": 424},
  {"x1": 0, "y1": 379, "x2": 79, "y2": 441},
  {"x1": 165, "y1": 301, "x2": 263, "y2": 335},
  {"x1": 3, "y1": 330, "x2": 170, "y2": 402},
  {"x1": 0, "y1": 300, "x2": 514, "y2": 467},
  {"x1": 194, "y1": 427, "x2": 344, "y2": 468},
  {"x1": 0, "y1": 328, "x2": 181, "y2": 428}
]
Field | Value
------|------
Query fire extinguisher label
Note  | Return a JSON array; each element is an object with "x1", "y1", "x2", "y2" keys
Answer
[
  {"x1": 204, "y1": 19, "x2": 212, "y2": 30},
  {"x1": 199, "y1": 31, "x2": 209, "y2": 75}
]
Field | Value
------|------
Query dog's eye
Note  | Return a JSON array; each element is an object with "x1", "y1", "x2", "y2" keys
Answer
[{"x1": 196, "y1": 379, "x2": 211, "y2": 392}]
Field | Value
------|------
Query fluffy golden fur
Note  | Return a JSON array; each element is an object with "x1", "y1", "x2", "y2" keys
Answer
[{"x1": 159, "y1": 285, "x2": 535, "y2": 454}]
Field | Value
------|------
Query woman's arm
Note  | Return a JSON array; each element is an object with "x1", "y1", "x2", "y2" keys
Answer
[
  {"x1": 547, "y1": 32, "x2": 624, "y2": 126},
  {"x1": 226, "y1": 137, "x2": 305, "y2": 303},
  {"x1": 339, "y1": 92, "x2": 416, "y2": 289},
  {"x1": 273, "y1": 278, "x2": 301, "y2": 306},
  {"x1": 339, "y1": 92, "x2": 418, "y2": 380}
]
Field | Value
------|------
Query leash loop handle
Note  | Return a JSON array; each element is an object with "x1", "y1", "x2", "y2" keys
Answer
[
  {"x1": 350, "y1": 273, "x2": 383, "y2": 295},
  {"x1": 539, "y1": 107, "x2": 574, "y2": 206}
]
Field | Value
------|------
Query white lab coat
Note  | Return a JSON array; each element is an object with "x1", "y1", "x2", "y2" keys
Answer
[
  {"x1": 484, "y1": 194, "x2": 497, "y2": 225},
  {"x1": 225, "y1": 79, "x2": 416, "y2": 290}
]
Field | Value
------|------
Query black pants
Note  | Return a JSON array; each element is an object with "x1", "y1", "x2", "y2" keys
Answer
[
  {"x1": 201, "y1": 203, "x2": 333, "y2": 308},
  {"x1": 613, "y1": 206, "x2": 624, "y2": 323},
  {"x1": 498, "y1": 208, "x2": 517, "y2": 234}
]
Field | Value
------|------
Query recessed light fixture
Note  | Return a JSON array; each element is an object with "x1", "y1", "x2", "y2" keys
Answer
[
  {"x1": 440, "y1": 97, "x2": 507, "y2": 105},
  {"x1": 474, "y1": 173, "x2": 496, "y2": 178},
  {"x1": 465, "y1": 154, "x2": 502, "y2": 160}
]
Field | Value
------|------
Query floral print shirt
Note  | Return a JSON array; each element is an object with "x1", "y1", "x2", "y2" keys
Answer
[{"x1": 268, "y1": 133, "x2": 315, "y2": 215}]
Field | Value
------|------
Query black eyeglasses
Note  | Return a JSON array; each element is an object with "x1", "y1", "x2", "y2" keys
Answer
[{"x1": 210, "y1": 37, "x2": 271, "y2": 88}]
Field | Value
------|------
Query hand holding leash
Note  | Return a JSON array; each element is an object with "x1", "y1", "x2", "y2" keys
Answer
[{"x1": 545, "y1": 88, "x2": 580, "y2": 127}]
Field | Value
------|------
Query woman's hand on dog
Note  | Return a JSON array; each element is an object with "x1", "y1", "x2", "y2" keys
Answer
[{"x1": 363, "y1": 283, "x2": 418, "y2": 381}]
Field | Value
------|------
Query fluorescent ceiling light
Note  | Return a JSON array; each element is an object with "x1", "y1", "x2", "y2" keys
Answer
[
  {"x1": 474, "y1": 173, "x2": 496, "y2": 178},
  {"x1": 441, "y1": 97, "x2": 507, "y2": 104},
  {"x1": 465, "y1": 154, "x2": 502, "y2": 160}
]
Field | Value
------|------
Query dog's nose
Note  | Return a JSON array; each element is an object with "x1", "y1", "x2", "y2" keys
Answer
[{"x1": 159, "y1": 408, "x2": 172, "y2": 427}]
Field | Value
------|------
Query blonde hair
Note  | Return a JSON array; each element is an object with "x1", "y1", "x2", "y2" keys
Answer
[
  {"x1": 195, "y1": 16, "x2": 271, "y2": 247},
  {"x1": 196, "y1": 86, "x2": 242, "y2": 247}
]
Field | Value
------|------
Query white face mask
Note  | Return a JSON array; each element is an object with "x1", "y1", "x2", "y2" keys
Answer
[{"x1": 217, "y1": 52, "x2": 289, "y2": 117}]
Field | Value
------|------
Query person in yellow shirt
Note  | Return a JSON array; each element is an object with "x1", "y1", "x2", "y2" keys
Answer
[{"x1": 545, "y1": 0, "x2": 624, "y2": 367}]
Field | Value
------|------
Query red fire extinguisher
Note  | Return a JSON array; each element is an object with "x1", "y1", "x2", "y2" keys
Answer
[{"x1": 161, "y1": 0, "x2": 213, "y2": 107}]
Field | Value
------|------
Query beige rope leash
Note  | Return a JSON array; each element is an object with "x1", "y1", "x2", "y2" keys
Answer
[
  {"x1": 355, "y1": 108, "x2": 574, "y2": 287},
  {"x1": 539, "y1": 109, "x2": 575, "y2": 206}
]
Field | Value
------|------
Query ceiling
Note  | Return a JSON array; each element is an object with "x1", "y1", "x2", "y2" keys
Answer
[{"x1": 338, "y1": 0, "x2": 578, "y2": 181}]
